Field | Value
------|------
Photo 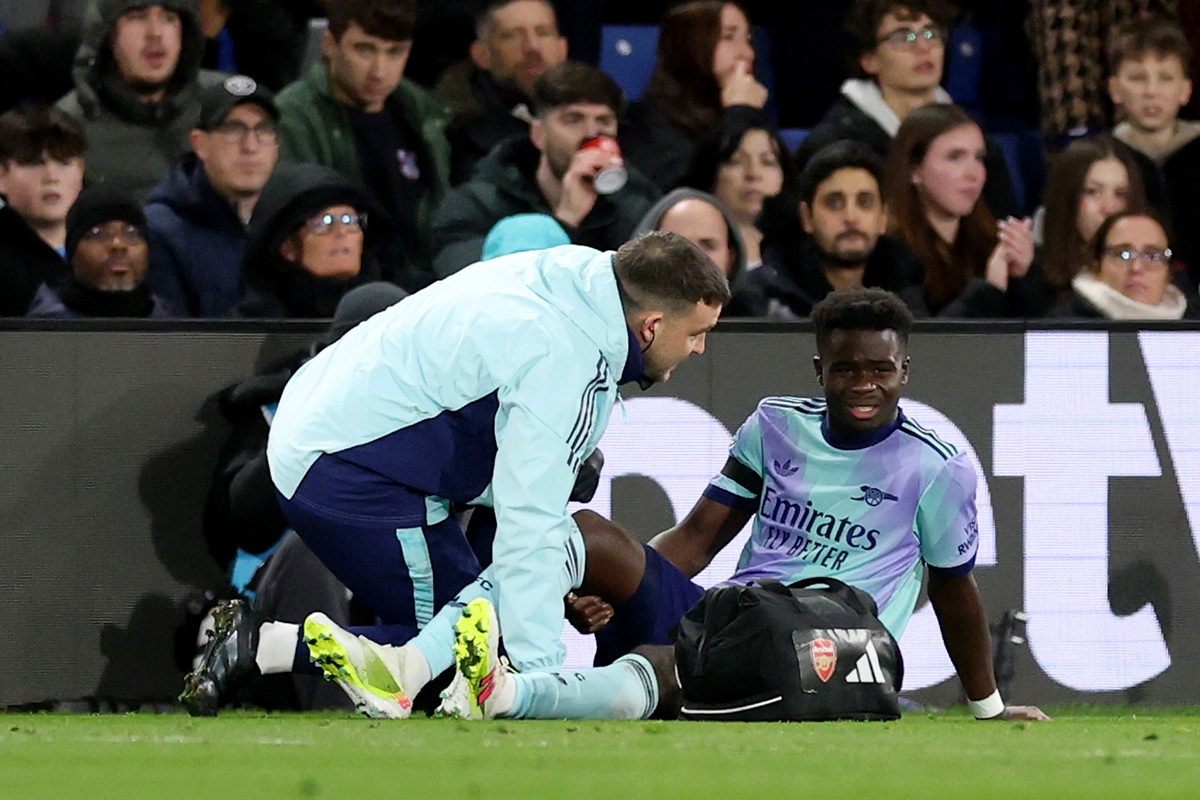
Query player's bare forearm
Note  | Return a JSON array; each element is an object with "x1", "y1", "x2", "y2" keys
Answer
[
  {"x1": 927, "y1": 570, "x2": 1051, "y2": 721},
  {"x1": 926, "y1": 571, "x2": 997, "y2": 701},
  {"x1": 649, "y1": 497, "x2": 752, "y2": 577}
]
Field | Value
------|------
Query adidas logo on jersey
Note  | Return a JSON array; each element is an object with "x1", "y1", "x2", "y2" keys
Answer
[{"x1": 844, "y1": 640, "x2": 887, "y2": 684}]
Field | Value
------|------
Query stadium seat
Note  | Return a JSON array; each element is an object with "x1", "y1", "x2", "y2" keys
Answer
[
  {"x1": 779, "y1": 128, "x2": 809, "y2": 151},
  {"x1": 945, "y1": 21, "x2": 983, "y2": 114},
  {"x1": 599, "y1": 24, "x2": 659, "y2": 101}
]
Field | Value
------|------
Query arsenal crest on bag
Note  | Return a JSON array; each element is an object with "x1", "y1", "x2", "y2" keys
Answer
[{"x1": 673, "y1": 578, "x2": 903, "y2": 721}]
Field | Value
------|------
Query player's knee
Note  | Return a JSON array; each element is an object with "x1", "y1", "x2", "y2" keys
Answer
[
  {"x1": 573, "y1": 510, "x2": 646, "y2": 600},
  {"x1": 632, "y1": 644, "x2": 681, "y2": 720}
]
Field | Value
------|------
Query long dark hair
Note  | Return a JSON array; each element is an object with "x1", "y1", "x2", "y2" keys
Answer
[
  {"x1": 644, "y1": 1, "x2": 742, "y2": 137},
  {"x1": 885, "y1": 103, "x2": 996, "y2": 314},
  {"x1": 1041, "y1": 135, "x2": 1146, "y2": 293}
]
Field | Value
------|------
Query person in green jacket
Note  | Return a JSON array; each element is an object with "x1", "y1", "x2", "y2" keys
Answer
[
  {"x1": 428, "y1": 60, "x2": 662, "y2": 279},
  {"x1": 274, "y1": 0, "x2": 451, "y2": 292}
]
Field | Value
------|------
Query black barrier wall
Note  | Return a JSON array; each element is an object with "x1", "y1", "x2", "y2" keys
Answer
[{"x1": 1, "y1": 324, "x2": 1198, "y2": 707}]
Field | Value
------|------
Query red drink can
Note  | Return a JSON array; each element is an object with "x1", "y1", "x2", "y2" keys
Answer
[{"x1": 579, "y1": 134, "x2": 627, "y2": 194}]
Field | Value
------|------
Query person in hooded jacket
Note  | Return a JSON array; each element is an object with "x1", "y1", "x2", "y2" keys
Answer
[
  {"x1": 144, "y1": 75, "x2": 280, "y2": 316},
  {"x1": 234, "y1": 162, "x2": 386, "y2": 319},
  {"x1": 55, "y1": 1, "x2": 226, "y2": 201},
  {"x1": 630, "y1": 187, "x2": 747, "y2": 285}
]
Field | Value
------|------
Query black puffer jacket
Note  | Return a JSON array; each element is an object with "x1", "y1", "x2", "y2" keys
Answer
[{"x1": 235, "y1": 163, "x2": 388, "y2": 319}]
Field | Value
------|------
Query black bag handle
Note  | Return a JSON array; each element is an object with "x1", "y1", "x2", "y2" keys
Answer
[{"x1": 787, "y1": 576, "x2": 876, "y2": 617}]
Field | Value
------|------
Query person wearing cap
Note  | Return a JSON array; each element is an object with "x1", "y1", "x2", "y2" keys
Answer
[
  {"x1": 429, "y1": 60, "x2": 660, "y2": 279},
  {"x1": 55, "y1": 1, "x2": 226, "y2": 201},
  {"x1": 234, "y1": 162, "x2": 386, "y2": 318},
  {"x1": 144, "y1": 74, "x2": 281, "y2": 317},
  {"x1": 274, "y1": 0, "x2": 451, "y2": 293},
  {"x1": 26, "y1": 184, "x2": 173, "y2": 317}
]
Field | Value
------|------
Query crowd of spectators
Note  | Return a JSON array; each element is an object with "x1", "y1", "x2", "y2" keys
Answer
[{"x1": 2, "y1": 0, "x2": 1198, "y2": 323}]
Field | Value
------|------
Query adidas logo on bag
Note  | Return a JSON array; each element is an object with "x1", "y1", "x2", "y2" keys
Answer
[{"x1": 844, "y1": 640, "x2": 887, "y2": 684}]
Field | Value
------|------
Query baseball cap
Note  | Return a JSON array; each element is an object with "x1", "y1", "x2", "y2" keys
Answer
[{"x1": 197, "y1": 75, "x2": 280, "y2": 131}]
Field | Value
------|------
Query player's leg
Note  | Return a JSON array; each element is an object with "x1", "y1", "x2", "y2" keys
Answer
[
  {"x1": 437, "y1": 597, "x2": 662, "y2": 720},
  {"x1": 572, "y1": 510, "x2": 705, "y2": 666},
  {"x1": 181, "y1": 471, "x2": 478, "y2": 716}
]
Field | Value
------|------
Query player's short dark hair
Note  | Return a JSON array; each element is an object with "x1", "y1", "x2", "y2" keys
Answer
[
  {"x1": 812, "y1": 288, "x2": 914, "y2": 348},
  {"x1": 532, "y1": 61, "x2": 624, "y2": 118},
  {"x1": 1107, "y1": 14, "x2": 1192, "y2": 73},
  {"x1": 476, "y1": 0, "x2": 557, "y2": 38},
  {"x1": 799, "y1": 141, "x2": 884, "y2": 205},
  {"x1": 614, "y1": 231, "x2": 732, "y2": 314},
  {"x1": 0, "y1": 105, "x2": 87, "y2": 165},
  {"x1": 327, "y1": 0, "x2": 416, "y2": 43},
  {"x1": 845, "y1": 0, "x2": 958, "y2": 77}
]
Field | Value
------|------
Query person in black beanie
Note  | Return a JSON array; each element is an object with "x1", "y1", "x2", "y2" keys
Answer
[
  {"x1": 234, "y1": 162, "x2": 387, "y2": 318},
  {"x1": 26, "y1": 184, "x2": 174, "y2": 317}
]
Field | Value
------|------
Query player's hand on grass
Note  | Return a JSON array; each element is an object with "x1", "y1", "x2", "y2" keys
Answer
[
  {"x1": 565, "y1": 592, "x2": 613, "y2": 634},
  {"x1": 990, "y1": 705, "x2": 1051, "y2": 721}
]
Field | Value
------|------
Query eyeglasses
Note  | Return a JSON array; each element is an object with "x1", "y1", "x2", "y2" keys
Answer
[
  {"x1": 303, "y1": 211, "x2": 367, "y2": 235},
  {"x1": 877, "y1": 26, "x2": 946, "y2": 49},
  {"x1": 82, "y1": 223, "x2": 143, "y2": 244},
  {"x1": 1102, "y1": 246, "x2": 1172, "y2": 269},
  {"x1": 211, "y1": 121, "x2": 278, "y2": 145}
]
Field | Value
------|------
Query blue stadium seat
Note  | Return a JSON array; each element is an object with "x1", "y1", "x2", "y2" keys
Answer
[
  {"x1": 599, "y1": 24, "x2": 659, "y2": 102},
  {"x1": 945, "y1": 22, "x2": 983, "y2": 113},
  {"x1": 779, "y1": 128, "x2": 809, "y2": 152}
]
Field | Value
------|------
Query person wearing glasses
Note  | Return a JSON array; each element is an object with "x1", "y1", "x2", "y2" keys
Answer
[
  {"x1": 1038, "y1": 135, "x2": 1149, "y2": 308},
  {"x1": 1055, "y1": 210, "x2": 1198, "y2": 320},
  {"x1": 144, "y1": 76, "x2": 281, "y2": 317},
  {"x1": 796, "y1": 0, "x2": 1020, "y2": 220},
  {"x1": 26, "y1": 185, "x2": 174, "y2": 318},
  {"x1": 275, "y1": 0, "x2": 452, "y2": 294},
  {"x1": 234, "y1": 162, "x2": 385, "y2": 318}
]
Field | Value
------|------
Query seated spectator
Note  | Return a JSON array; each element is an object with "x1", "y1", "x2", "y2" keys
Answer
[
  {"x1": 428, "y1": 60, "x2": 660, "y2": 277},
  {"x1": 27, "y1": 184, "x2": 173, "y2": 317},
  {"x1": 632, "y1": 188, "x2": 745, "y2": 280},
  {"x1": 481, "y1": 212, "x2": 570, "y2": 259},
  {"x1": 0, "y1": 105, "x2": 85, "y2": 316},
  {"x1": 885, "y1": 103, "x2": 1044, "y2": 318},
  {"x1": 729, "y1": 140, "x2": 924, "y2": 318},
  {"x1": 1108, "y1": 15, "x2": 1200, "y2": 289},
  {"x1": 235, "y1": 162, "x2": 385, "y2": 318},
  {"x1": 1040, "y1": 135, "x2": 1147, "y2": 306},
  {"x1": 56, "y1": 1, "x2": 225, "y2": 201},
  {"x1": 682, "y1": 114, "x2": 795, "y2": 269},
  {"x1": 620, "y1": 1, "x2": 768, "y2": 192},
  {"x1": 276, "y1": 0, "x2": 451, "y2": 292},
  {"x1": 436, "y1": 0, "x2": 568, "y2": 183},
  {"x1": 796, "y1": 0, "x2": 1019, "y2": 219},
  {"x1": 144, "y1": 75, "x2": 280, "y2": 317},
  {"x1": 1055, "y1": 210, "x2": 1198, "y2": 320}
]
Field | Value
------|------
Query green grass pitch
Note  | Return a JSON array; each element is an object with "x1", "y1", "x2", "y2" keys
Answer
[{"x1": 4, "y1": 707, "x2": 1198, "y2": 799}]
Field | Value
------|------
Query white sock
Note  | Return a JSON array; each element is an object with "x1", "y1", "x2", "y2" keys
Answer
[
  {"x1": 391, "y1": 642, "x2": 432, "y2": 695},
  {"x1": 255, "y1": 621, "x2": 299, "y2": 675}
]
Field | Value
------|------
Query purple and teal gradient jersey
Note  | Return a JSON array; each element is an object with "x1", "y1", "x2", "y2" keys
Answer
[{"x1": 703, "y1": 397, "x2": 979, "y2": 637}]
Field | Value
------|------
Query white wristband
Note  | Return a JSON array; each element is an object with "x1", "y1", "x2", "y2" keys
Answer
[{"x1": 968, "y1": 690, "x2": 1005, "y2": 719}]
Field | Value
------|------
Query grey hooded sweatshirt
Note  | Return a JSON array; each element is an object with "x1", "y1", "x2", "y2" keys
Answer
[
  {"x1": 56, "y1": 0, "x2": 225, "y2": 201},
  {"x1": 632, "y1": 187, "x2": 748, "y2": 284}
]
